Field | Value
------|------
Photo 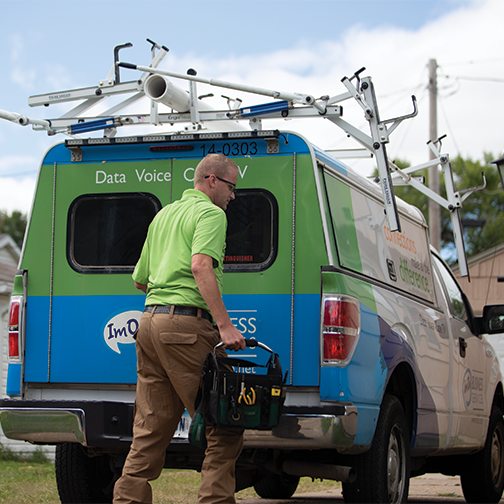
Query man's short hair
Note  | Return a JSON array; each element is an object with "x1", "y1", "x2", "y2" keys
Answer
[{"x1": 194, "y1": 154, "x2": 238, "y2": 185}]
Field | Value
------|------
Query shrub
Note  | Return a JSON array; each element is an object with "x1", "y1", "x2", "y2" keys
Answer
[{"x1": 0, "y1": 443, "x2": 50, "y2": 463}]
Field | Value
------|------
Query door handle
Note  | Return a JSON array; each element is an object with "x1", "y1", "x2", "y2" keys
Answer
[{"x1": 459, "y1": 337, "x2": 467, "y2": 358}]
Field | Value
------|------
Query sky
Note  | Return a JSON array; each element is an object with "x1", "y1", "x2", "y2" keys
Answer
[{"x1": 0, "y1": 0, "x2": 503, "y2": 215}]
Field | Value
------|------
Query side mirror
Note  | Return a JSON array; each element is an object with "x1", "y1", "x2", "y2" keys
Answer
[{"x1": 479, "y1": 305, "x2": 504, "y2": 334}]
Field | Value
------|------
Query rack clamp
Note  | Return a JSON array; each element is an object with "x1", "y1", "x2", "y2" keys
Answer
[
  {"x1": 68, "y1": 146, "x2": 83, "y2": 162},
  {"x1": 265, "y1": 137, "x2": 280, "y2": 154}
]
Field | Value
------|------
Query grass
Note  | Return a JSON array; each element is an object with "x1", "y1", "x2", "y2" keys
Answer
[
  {"x1": 0, "y1": 460, "x2": 59, "y2": 504},
  {"x1": 0, "y1": 455, "x2": 341, "y2": 504}
]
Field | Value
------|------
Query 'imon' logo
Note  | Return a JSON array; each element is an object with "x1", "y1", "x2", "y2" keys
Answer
[{"x1": 104, "y1": 311, "x2": 142, "y2": 353}]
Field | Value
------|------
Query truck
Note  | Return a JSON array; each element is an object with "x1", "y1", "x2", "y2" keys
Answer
[{"x1": 2, "y1": 40, "x2": 504, "y2": 503}]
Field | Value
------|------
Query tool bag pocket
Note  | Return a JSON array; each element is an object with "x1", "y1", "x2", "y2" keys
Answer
[{"x1": 209, "y1": 369, "x2": 284, "y2": 429}]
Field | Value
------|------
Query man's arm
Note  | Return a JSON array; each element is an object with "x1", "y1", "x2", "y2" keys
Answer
[
  {"x1": 134, "y1": 281, "x2": 147, "y2": 293},
  {"x1": 191, "y1": 253, "x2": 246, "y2": 351}
]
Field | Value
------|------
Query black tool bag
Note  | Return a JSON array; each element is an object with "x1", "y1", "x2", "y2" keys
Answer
[{"x1": 189, "y1": 339, "x2": 286, "y2": 449}]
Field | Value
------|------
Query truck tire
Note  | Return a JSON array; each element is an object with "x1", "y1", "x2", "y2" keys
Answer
[
  {"x1": 460, "y1": 405, "x2": 504, "y2": 503},
  {"x1": 55, "y1": 443, "x2": 116, "y2": 503},
  {"x1": 342, "y1": 394, "x2": 410, "y2": 503},
  {"x1": 254, "y1": 473, "x2": 300, "y2": 499}
]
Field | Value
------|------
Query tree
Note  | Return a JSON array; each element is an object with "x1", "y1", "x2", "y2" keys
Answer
[
  {"x1": 375, "y1": 154, "x2": 504, "y2": 263},
  {"x1": 0, "y1": 210, "x2": 27, "y2": 249},
  {"x1": 450, "y1": 153, "x2": 504, "y2": 257}
]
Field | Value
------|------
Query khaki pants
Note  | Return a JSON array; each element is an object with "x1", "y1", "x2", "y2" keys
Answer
[{"x1": 113, "y1": 308, "x2": 244, "y2": 504}]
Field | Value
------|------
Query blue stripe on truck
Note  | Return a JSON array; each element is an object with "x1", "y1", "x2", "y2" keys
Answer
[{"x1": 21, "y1": 293, "x2": 321, "y2": 386}]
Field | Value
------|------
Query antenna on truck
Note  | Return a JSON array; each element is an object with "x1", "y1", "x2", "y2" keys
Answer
[{"x1": 0, "y1": 40, "x2": 485, "y2": 276}]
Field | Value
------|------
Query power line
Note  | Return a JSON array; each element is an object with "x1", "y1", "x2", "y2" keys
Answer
[
  {"x1": 439, "y1": 74, "x2": 504, "y2": 83},
  {"x1": 439, "y1": 58, "x2": 504, "y2": 68}
]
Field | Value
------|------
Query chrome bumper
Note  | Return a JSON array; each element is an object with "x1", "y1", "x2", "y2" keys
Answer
[
  {"x1": 0, "y1": 408, "x2": 86, "y2": 444},
  {"x1": 244, "y1": 404, "x2": 358, "y2": 450},
  {"x1": 0, "y1": 403, "x2": 358, "y2": 451}
]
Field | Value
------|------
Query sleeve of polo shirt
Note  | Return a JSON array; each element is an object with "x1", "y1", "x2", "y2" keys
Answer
[{"x1": 191, "y1": 206, "x2": 227, "y2": 266}]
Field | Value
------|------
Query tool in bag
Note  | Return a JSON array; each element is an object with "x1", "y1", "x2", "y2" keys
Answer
[{"x1": 189, "y1": 339, "x2": 287, "y2": 449}]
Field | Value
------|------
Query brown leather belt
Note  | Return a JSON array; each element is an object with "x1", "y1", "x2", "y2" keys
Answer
[{"x1": 144, "y1": 304, "x2": 212, "y2": 322}]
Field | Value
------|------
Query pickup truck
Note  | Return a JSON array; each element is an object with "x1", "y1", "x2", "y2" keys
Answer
[{"x1": 1, "y1": 42, "x2": 504, "y2": 503}]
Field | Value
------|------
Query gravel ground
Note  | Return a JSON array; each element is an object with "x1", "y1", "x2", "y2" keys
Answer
[{"x1": 237, "y1": 473, "x2": 503, "y2": 503}]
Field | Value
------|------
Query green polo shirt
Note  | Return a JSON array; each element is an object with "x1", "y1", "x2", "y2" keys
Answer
[{"x1": 132, "y1": 189, "x2": 227, "y2": 311}]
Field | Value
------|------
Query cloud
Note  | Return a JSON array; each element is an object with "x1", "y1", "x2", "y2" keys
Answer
[
  {"x1": 0, "y1": 176, "x2": 36, "y2": 214},
  {"x1": 0, "y1": 155, "x2": 40, "y2": 214},
  {"x1": 0, "y1": 0, "x2": 502, "y2": 218},
  {"x1": 0, "y1": 155, "x2": 39, "y2": 174},
  {"x1": 9, "y1": 33, "x2": 24, "y2": 63},
  {"x1": 10, "y1": 66, "x2": 38, "y2": 92},
  {"x1": 149, "y1": 0, "x2": 503, "y2": 171}
]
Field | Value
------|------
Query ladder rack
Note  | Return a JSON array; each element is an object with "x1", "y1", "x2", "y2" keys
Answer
[{"x1": 0, "y1": 39, "x2": 485, "y2": 277}]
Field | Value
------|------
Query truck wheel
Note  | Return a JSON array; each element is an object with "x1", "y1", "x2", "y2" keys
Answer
[
  {"x1": 460, "y1": 405, "x2": 504, "y2": 503},
  {"x1": 254, "y1": 473, "x2": 300, "y2": 499},
  {"x1": 55, "y1": 443, "x2": 116, "y2": 503},
  {"x1": 342, "y1": 394, "x2": 410, "y2": 503}
]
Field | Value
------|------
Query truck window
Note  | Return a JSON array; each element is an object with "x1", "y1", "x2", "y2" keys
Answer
[
  {"x1": 224, "y1": 189, "x2": 278, "y2": 272},
  {"x1": 432, "y1": 254, "x2": 467, "y2": 320},
  {"x1": 67, "y1": 193, "x2": 162, "y2": 274}
]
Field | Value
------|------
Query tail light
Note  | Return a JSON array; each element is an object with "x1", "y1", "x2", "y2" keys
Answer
[
  {"x1": 8, "y1": 296, "x2": 22, "y2": 361},
  {"x1": 322, "y1": 295, "x2": 360, "y2": 365}
]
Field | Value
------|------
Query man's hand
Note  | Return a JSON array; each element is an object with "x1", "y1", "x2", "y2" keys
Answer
[
  {"x1": 219, "y1": 324, "x2": 246, "y2": 352},
  {"x1": 192, "y1": 253, "x2": 246, "y2": 351}
]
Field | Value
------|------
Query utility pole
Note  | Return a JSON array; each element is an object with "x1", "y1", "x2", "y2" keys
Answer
[{"x1": 428, "y1": 58, "x2": 441, "y2": 251}]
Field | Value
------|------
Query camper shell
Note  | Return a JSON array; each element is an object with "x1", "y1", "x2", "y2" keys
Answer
[{"x1": 2, "y1": 41, "x2": 504, "y2": 503}]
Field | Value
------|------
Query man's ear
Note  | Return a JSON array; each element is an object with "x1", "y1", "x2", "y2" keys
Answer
[{"x1": 207, "y1": 174, "x2": 218, "y2": 189}]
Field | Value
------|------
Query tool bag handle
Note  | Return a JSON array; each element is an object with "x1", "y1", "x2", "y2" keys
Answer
[
  {"x1": 213, "y1": 339, "x2": 283, "y2": 378},
  {"x1": 214, "y1": 338, "x2": 275, "y2": 354}
]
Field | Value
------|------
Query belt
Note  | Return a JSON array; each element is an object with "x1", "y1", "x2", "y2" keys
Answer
[{"x1": 144, "y1": 304, "x2": 212, "y2": 322}]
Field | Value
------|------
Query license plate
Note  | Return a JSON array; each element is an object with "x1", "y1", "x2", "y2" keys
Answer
[{"x1": 173, "y1": 410, "x2": 192, "y2": 439}]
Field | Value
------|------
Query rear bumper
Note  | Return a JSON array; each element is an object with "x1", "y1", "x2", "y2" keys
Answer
[
  {"x1": 0, "y1": 399, "x2": 134, "y2": 449},
  {"x1": 0, "y1": 400, "x2": 357, "y2": 451},
  {"x1": 244, "y1": 404, "x2": 357, "y2": 450}
]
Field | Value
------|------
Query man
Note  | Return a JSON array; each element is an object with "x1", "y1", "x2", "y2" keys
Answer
[{"x1": 113, "y1": 154, "x2": 246, "y2": 504}]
